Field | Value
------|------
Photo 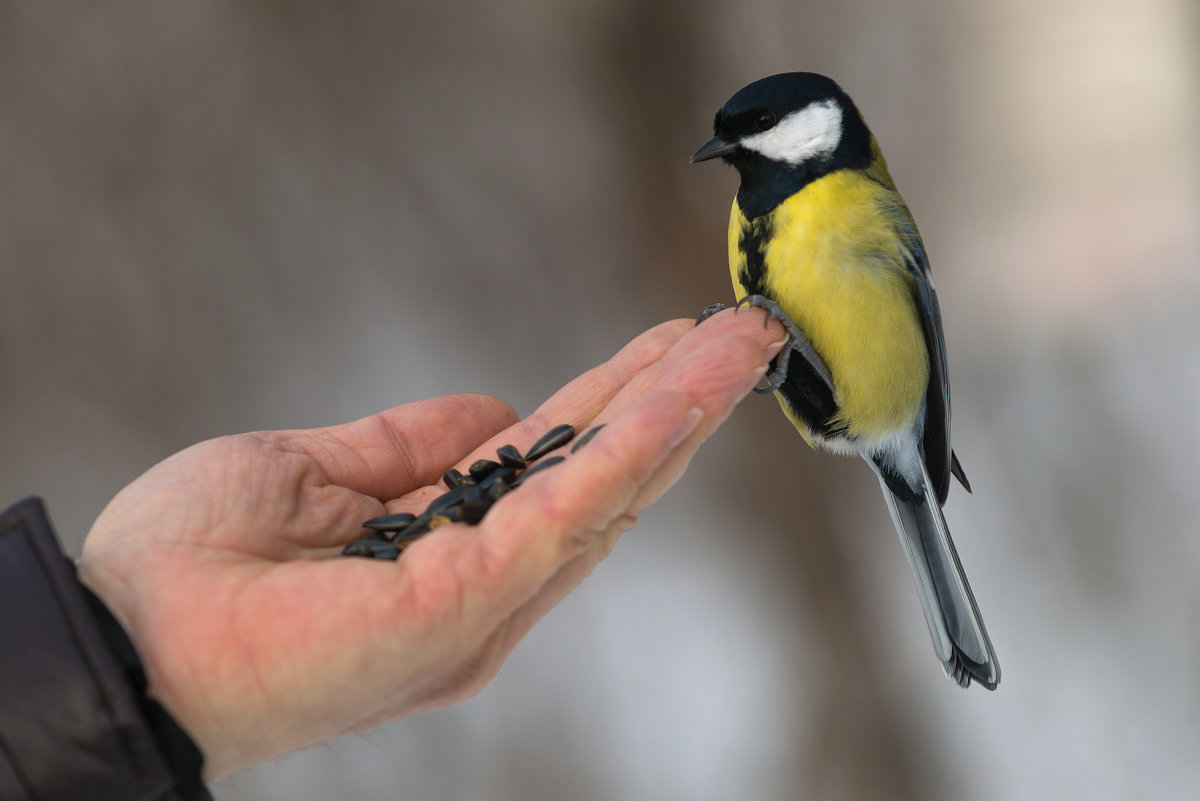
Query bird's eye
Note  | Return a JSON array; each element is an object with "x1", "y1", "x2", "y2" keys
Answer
[{"x1": 754, "y1": 111, "x2": 777, "y2": 132}]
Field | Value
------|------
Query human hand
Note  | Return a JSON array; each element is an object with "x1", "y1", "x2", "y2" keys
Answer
[{"x1": 77, "y1": 310, "x2": 784, "y2": 780}]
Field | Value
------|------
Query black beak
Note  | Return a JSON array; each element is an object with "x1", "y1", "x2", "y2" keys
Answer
[{"x1": 690, "y1": 136, "x2": 737, "y2": 164}]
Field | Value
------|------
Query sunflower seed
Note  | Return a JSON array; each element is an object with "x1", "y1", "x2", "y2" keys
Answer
[{"x1": 524, "y1": 424, "x2": 576, "y2": 461}]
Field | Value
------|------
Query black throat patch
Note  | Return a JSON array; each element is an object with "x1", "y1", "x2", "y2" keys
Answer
[{"x1": 732, "y1": 157, "x2": 818, "y2": 220}]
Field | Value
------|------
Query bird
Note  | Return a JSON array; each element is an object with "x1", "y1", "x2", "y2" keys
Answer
[{"x1": 691, "y1": 72, "x2": 999, "y2": 689}]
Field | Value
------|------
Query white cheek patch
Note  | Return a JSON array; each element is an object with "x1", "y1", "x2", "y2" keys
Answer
[{"x1": 740, "y1": 99, "x2": 843, "y2": 165}]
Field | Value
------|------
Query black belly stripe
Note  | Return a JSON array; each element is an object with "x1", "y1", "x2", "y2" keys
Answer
[
  {"x1": 735, "y1": 213, "x2": 770, "y2": 298},
  {"x1": 736, "y1": 208, "x2": 842, "y2": 441}
]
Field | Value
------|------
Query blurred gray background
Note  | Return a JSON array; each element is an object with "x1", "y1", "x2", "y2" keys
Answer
[{"x1": 2, "y1": 2, "x2": 1198, "y2": 799}]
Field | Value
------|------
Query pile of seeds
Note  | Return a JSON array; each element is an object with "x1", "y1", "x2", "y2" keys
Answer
[{"x1": 341, "y1": 423, "x2": 604, "y2": 560}]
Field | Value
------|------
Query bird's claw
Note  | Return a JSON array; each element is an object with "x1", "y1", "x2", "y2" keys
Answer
[
  {"x1": 695, "y1": 303, "x2": 727, "y2": 325},
  {"x1": 733, "y1": 295, "x2": 835, "y2": 397}
]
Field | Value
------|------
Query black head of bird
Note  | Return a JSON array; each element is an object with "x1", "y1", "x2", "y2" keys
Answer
[{"x1": 691, "y1": 72, "x2": 879, "y2": 218}]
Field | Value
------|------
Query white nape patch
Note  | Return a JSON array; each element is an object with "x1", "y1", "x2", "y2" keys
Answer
[{"x1": 739, "y1": 99, "x2": 843, "y2": 165}]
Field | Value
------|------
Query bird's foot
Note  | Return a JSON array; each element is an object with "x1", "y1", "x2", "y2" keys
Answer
[{"x1": 734, "y1": 295, "x2": 835, "y2": 396}]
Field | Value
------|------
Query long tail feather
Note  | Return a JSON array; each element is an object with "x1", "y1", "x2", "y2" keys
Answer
[{"x1": 876, "y1": 463, "x2": 1000, "y2": 690}]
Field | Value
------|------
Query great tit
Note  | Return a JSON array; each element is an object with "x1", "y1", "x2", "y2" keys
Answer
[{"x1": 692, "y1": 72, "x2": 999, "y2": 690}]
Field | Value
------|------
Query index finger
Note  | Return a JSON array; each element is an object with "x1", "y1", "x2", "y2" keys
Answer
[
  {"x1": 425, "y1": 309, "x2": 785, "y2": 622},
  {"x1": 448, "y1": 309, "x2": 785, "y2": 479}
]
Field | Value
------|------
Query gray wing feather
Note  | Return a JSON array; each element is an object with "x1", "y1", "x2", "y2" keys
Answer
[{"x1": 898, "y1": 223, "x2": 960, "y2": 504}]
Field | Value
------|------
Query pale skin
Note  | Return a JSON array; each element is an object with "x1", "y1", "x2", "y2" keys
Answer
[{"x1": 77, "y1": 310, "x2": 785, "y2": 781}]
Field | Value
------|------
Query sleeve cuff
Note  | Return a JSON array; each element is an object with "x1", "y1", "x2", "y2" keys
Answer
[{"x1": 0, "y1": 497, "x2": 212, "y2": 801}]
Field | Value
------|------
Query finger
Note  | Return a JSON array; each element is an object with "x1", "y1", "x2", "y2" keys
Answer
[
  {"x1": 606, "y1": 308, "x2": 787, "y2": 510},
  {"x1": 419, "y1": 538, "x2": 620, "y2": 710},
  {"x1": 594, "y1": 305, "x2": 786, "y2": 428},
  {"x1": 489, "y1": 520, "x2": 624, "y2": 655},
  {"x1": 514, "y1": 308, "x2": 782, "y2": 454},
  {"x1": 456, "y1": 319, "x2": 695, "y2": 464},
  {"x1": 283, "y1": 393, "x2": 519, "y2": 500},
  {"x1": 545, "y1": 310, "x2": 781, "y2": 528},
  {"x1": 332, "y1": 320, "x2": 730, "y2": 522},
  {"x1": 447, "y1": 312, "x2": 780, "y2": 474},
  {"x1": 449, "y1": 312, "x2": 783, "y2": 621}
]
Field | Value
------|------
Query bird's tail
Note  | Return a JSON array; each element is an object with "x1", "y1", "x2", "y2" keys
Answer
[{"x1": 876, "y1": 462, "x2": 1000, "y2": 690}]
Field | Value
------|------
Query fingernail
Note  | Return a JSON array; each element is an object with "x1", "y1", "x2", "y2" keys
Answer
[
  {"x1": 670, "y1": 407, "x2": 705, "y2": 448},
  {"x1": 748, "y1": 363, "x2": 769, "y2": 390}
]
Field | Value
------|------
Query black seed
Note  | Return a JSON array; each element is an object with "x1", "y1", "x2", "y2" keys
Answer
[
  {"x1": 396, "y1": 513, "x2": 433, "y2": 540},
  {"x1": 362, "y1": 512, "x2": 417, "y2": 532},
  {"x1": 570, "y1": 424, "x2": 605, "y2": 453},
  {"x1": 460, "y1": 484, "x2": 485, "y2": 508},
  {"x1": 484, "y1": 476, "x2": 511, "y2": 502},
  {"x1": 461, "y1": 502, "x2": 490, "y2": 524},
  {"x1": 478, "y1": 465, "x2": 518, "y2": 491},
  {"x1": 342, "y1": 540, "x2": 375, "y2": 557},
  {"x1": 468, "y1": 459, "x2": 503, "y2": 481},
  {"x1": 512, "y1": 455, "x2": 566, "y2": 486},
  {"x1": 369, "y1": 546, "x2": 401, "y2": 560},
  {"x1": 443, "y1": 468, "x2": 467, "y2": 489},
  {"x1": 497, "y1": 444, "x2": 526, "y2": 469},
  {"x1": 342, "y1": 539, "x2": 401, "y2": 560},
  {"x1": 524, "y1": 424, "x2": 576, "y2": 461},
  {"x1": 425, "y1": 487, "x2": 467, "y2": 516},
  {"x1": 460, "y1": 485, "x2": 492, "y2": 524},
  {"x1": 398, "y1": 513, "x2": 432, "y2": 537}
]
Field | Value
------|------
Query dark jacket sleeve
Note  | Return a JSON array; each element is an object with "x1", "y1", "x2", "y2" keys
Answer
[{"x1": 0, "y1": 498, "x2": 212, "y2": 801}]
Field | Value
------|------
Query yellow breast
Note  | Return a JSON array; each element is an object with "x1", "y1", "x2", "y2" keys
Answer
[{"x1": 728, "y1": 169, "x2": 929, "y2": 443}]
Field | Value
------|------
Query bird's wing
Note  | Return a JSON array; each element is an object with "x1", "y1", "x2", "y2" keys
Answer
[{"x1": 898, "y1": 225, "x2": 959, "y2": 505}]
